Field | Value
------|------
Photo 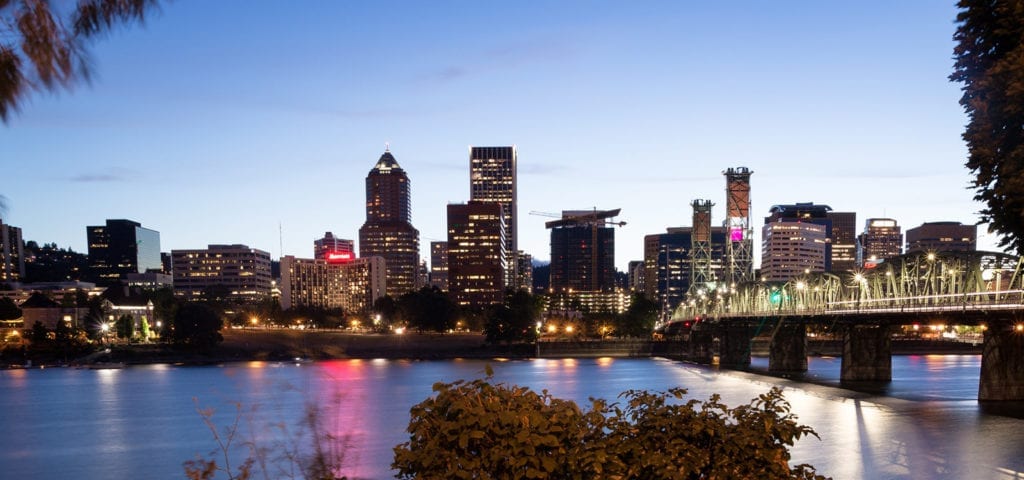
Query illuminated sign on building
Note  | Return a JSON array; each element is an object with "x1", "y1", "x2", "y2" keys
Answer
[{"x1": 326, "y1": 251, "x2": 355, "y2": 264}]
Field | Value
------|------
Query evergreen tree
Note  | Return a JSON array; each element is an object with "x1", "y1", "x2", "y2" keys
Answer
[{"x1": 951, "y1": 0, "x2": 1024, "y2": 253}]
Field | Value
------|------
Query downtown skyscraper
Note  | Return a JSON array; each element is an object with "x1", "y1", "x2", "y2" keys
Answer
[
  {"x1": 359, "y1": 148, "x2": 420, "y2": 298},
  {"x1": 469, "y1": 146, "x2": 519, "y2": 288},
  {"x1": 86, "y1": 219, "x2": 161, "y2": 285}
]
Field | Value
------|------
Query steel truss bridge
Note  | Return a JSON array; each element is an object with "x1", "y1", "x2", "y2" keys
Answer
[
  {"x1": 659, "y1": 251, "x2": 1024, "y2": 401},
  {"x1": 669, "y1": 250, "x2": 1024, "y2": 322}
]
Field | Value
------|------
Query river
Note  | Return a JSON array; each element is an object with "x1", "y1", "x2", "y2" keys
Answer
[{"x1": 2, "y1": 355, "x2": 1023, "y2": 479}]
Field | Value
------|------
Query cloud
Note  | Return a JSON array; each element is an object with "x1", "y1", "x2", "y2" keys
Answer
[
  {"x1": 520, "y1": 163, "x2": 571, "y2": 175},
  {"x1": 418, "y1": 37, "x2": 575, "y2": 84},
  {"x1": 65, "y1": 167, "x2": 138, "y2": 183}
]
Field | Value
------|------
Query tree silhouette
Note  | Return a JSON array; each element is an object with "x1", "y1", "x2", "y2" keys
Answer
[
  {"x1": 0, "y1": 296, "x2": 21, "y2": 320},
  {"x1": 0, "y1": 0, "x2": 159, "y2": 122},
  {"x1": 951, "y1": 0, "x2": 1024, "y2": 253},
  {"x1": 172, "y1": 302, "x2": 223, "y2": 350}
]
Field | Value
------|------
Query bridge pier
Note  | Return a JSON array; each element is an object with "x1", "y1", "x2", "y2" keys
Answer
[
  {"x1": 979, "y1": 321, "x2": 1024, "y2": 401},
  {"x1": 840, "y1": 324, "x2": 892, "y2": 382},
  {"x1": 769, "y1": 322, "x2": 807, "y2": 374},
  {"x1": 718, "y1": 325, "x2": 752, "y2": 369},
  {"x1": 688, "y1": 328, "x2": 715, "y2": 364}
]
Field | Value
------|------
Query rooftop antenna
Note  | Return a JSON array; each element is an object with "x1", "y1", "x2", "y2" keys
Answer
[
  {"x1": 385, "y1": 141, "x2": 390, "y2": 152},
  {"x1": 279, "y1": 221, "x2": 283, "y2": 260}
]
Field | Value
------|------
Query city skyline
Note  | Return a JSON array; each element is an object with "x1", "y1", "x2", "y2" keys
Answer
[{"x1": 0, "y1": 2, "x2": 999, "y2": 271}]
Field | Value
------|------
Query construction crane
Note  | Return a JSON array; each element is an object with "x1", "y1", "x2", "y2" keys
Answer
[{"x1": 530, "y1": 209, "x2": 626, "y2": 291}]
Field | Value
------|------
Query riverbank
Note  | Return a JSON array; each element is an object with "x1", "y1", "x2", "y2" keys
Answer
[{"x1": 1, "y1": 329, "x2": 983, "y2": 368}]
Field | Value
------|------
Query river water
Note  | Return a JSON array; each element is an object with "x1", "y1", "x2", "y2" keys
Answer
[{"x1": 2, "y1": 355, "x2": 1024, "y2": 479}]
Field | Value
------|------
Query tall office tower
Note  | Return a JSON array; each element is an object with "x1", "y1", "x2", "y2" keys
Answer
[
  {"x1": 86, "y1": 219, "x2": 161, "y2": 285},
  {"x1": 429, "y1": 241, "x2": 449, "y2": 291},
  {"x1": 358, "y1": 148, "x2": 420, "y2": 298},
  {"x1": 645, "y1": 226, "x2": 728, "y2": 317},
  {"x1": 547, "y1": 209, "x2": 619, "y2": 293},
  {"x1": 763, "y1": 203, "x2": 833, "y2": 272},
  {"x1": 628, "y1": 260, "x2": 645, "y2": 293},
  {"x1": 0, "y1": 219, "x2": 24, "y2": 283},
  {"x1": 689, "y1": 200, "x2": 715, "y2": 295},
  {"x1": 905, "y1": 221, "x2": 977, "y2": 254},
  {"x1": 858, "y1": 218, "x2": 903, "y2": 267},
  {"x1": 171, "y1": 244, "x2": 272, "y2": 302},
  {"x1": 314, "y1": 232, "x2": 354, "y2": 261},
  {"x1": 279, "y1": 255, "x2": 386, "y2": 313},
  {"x1": 469, "y1": 146, "x2": 517, "y2": 286},
  {"x1": 723, "y1": 167, "x2": 754, "y2": 286},
  {"x1": 514, "y1": 250, "x2": 533, "y2": 292},
  {"x1": 416, "y1": 260, "x2": 429, "y2": 289},
  {"x1": 447, "y1": 202, "x2": 506, "y2": 307},
  {"x1": 827, "y1": 212, "x2": 857, "y2": 273}
]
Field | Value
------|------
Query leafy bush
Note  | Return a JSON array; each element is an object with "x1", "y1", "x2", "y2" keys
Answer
[{"x1": 393, "y1": 369, "x2": 828, "y2": 479}]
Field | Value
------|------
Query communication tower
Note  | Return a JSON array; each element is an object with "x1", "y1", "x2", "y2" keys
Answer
[{"x1": 723, "y1": 167, "x2": 754, "y2": 286}]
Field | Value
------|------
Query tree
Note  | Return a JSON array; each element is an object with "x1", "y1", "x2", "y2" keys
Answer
[
  {"x1": 372, "y1": 295, "x2": 399, "y2": 328},
  {"x1": 398, "y1": 287, "x2": 458, "y2": 333},
  {"x1": 393, "y1": 374, "x2": 828, "y2": 479},
  {"x1": 145, "y1": 287, "x2": 178, "y2": 337},
  {"x1": 172, "y1": 303, "x2": 223, "y2": 350},
  {"x1": 951, "y1": 1, "x2": 1024, "y2": 254},
  {"x1": 0, "y1": 296, "x2": 22, "y2": 320},
  {"x1": 28, "y1": 320, "x2": 48, "y2": 344},
  {"x1": 115, "y1": 313, "x2": 134, "y2": 340},
  {"x1": 614, "y1": 292, "x2": 659, "y2": 337},
  {"x1": 0, "y1": 0, "x2": 159, "y2": 122},
  {"x1": 484, "y1": 289, "x2": 542, "y2": 344}
]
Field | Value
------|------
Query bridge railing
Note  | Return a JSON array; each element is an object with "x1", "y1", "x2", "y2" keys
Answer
[{"x1": 703, "y1": 289, "x2": 1024, "y2": 319}]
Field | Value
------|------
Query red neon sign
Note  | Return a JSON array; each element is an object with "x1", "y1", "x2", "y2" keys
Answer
[{"x1": 326, "y1": 251, "x2": 354, "y2": 264}]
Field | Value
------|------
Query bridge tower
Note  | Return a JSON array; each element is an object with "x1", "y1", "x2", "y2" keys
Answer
[
  {"x1": 689, "y1": 199, "x2": 715, "y2": 297},
  {"x1": 723, "y1": 167, "x2": 754, "y2": 287}
]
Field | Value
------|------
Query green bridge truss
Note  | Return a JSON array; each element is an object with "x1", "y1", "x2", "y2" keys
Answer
[{"x1": 672, "y1": 250, "x2": 1023, "y2": 320}]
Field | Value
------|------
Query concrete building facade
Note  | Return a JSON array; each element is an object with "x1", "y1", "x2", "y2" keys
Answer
[
  {"x1": 905, "y1": 221, "x2": 977, "y2": 254},
  {"x1": 171, "y1": 244, "x2": 272, "y2": 302},
  {"x1": 314, "y1": 232, "x2": 355, "y2": 261},
  {"x1": 827, "y1": 211, "x2": 857, "y2": 273},
  {"x1": 447, "y1": 202, "x2": 506, "y2": 307},
  {"x1": 0, "y1": 219, "x2": 24, "y2": 283},
  {"x1": 858, "y1": 218, "x2": 903, "y2": 267},
  {"x1": 761, "y1": 222, "x2": 828, "y2": 281},
  {"x1": 279, "y1": 255, "x2": 385, "y2": 313}
]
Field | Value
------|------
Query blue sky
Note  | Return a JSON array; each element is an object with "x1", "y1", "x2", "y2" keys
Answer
[{"x1": 0, "y1": 1, "x2": 993, "y2": 271}]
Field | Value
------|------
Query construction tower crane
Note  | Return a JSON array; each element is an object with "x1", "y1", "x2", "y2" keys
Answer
[{"x1": 530, "y1": 209, "x2": 626, "y2": 292}]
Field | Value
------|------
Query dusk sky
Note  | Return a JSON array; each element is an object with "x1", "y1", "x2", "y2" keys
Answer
[{"x1": 1, "y1": 1, "x2": 994, "y2": 271}]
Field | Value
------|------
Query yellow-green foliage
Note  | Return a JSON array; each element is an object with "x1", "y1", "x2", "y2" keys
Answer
[{"x1": 393, "y1": 372, "x2": 828, "y2": 480}]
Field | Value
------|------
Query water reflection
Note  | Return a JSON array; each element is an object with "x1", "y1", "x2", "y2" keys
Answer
[{"x1": 3, "y1": 358, "x2": 1024, "y2": 479}]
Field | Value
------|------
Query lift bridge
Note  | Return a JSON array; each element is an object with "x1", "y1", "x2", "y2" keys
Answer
[{"x1": 658, "y1": 250, "x2": 1024, "y2": 401}]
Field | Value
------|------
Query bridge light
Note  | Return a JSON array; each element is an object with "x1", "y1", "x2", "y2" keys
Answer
[{"x1": 1016, "y1": 324, "x2": 1024, "y2": 333}]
